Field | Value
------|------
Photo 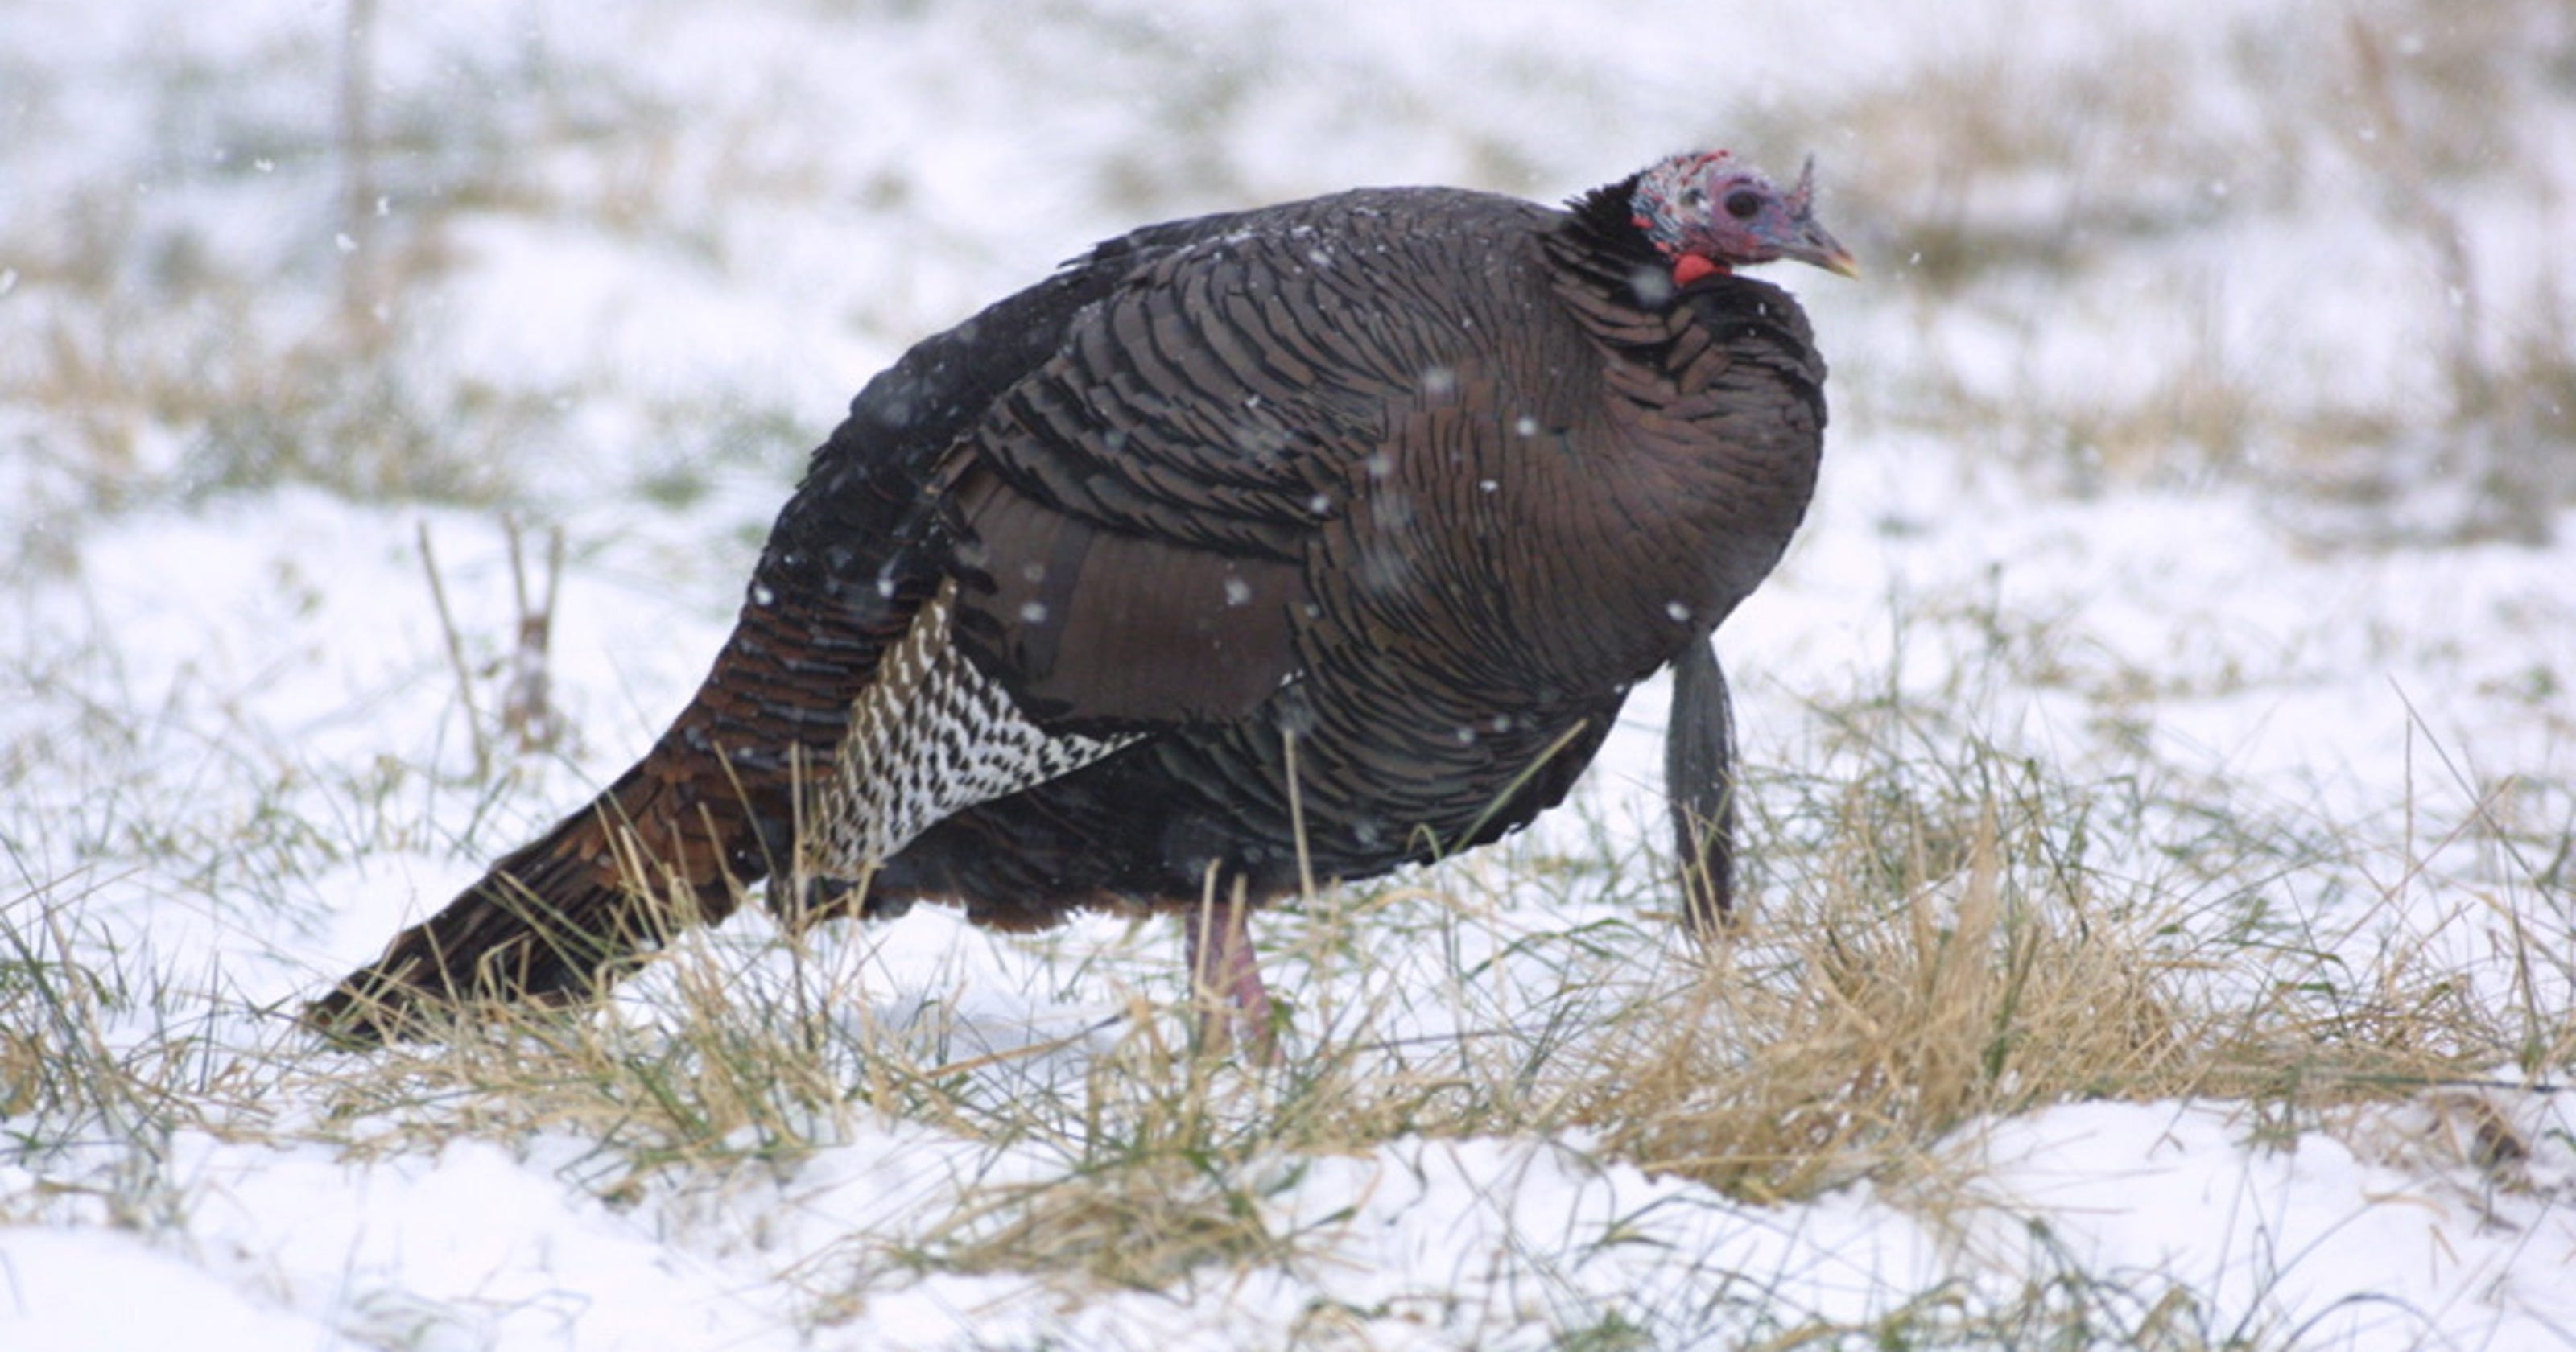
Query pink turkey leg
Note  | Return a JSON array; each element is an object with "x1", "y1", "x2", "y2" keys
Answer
[{"x1": 1185, "y1": 900, "x2": 1277, "y2": 1061}]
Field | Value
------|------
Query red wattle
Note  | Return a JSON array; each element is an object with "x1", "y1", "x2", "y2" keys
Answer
[{"x1": 1671, "y1": 254, "x2": 1724, "y2": 286}]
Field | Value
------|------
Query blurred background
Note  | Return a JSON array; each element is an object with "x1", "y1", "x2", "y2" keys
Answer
[
  {"x1": 6, "y1": 0, "x2": 2567, "y2": 549},
  {"x1": 7, "y1": 0, "x2": 2570, "y2": 951},
  {"x1": 3, "y1": 9, "x2": 2571, "y2": 1344}
]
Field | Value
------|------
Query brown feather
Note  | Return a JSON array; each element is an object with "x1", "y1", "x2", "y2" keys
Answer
[
  {"x1": 950, "y1": 468, "x2": 1304, "y2": 726},
  {"x1": 308, "y1": 160, "x2": 1837, "y2": 1045}
]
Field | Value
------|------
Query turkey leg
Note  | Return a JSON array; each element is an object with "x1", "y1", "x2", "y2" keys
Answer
[{"x1": 1183, "y1": 895, "x2": 1277, "y2": 1061}]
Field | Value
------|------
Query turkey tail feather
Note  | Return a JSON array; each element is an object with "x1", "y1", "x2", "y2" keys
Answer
[
  {"x1": 303, "y1": 760, "x2": 755, "y2": 1043},
  {"x1": 308, "y1": 155, "x2": 1839, "y2": 1045}
]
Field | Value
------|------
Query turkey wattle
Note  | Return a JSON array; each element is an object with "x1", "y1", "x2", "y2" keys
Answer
[{"x1": 308, "y1": 150, "x2": 1856, "y2": 1050}]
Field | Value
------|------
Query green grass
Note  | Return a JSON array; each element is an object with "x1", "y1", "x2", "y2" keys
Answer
[
  {"x1": 4, "y1": 1, "x2": 2572, "y2": 1343},
  {"x1": 3, "y1": 578, "x2": 2566, "y2": 1343}
]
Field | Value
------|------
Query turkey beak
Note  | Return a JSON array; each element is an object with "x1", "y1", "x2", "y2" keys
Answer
[
  {"x1": 1784, "y1": 221, "x2": 1862, "y2": 279},
  {"x1": 1780, "y1": 155, "x2": 1861, "y2": 279}
]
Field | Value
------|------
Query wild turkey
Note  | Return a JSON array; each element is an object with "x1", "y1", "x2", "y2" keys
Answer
[{"x1": 308, "y1": 150, "x2": 1854, "y2": 1050}]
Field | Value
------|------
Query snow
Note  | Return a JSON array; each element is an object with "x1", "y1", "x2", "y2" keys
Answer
[
  {"x1": 6, "y1": 0, "x2": 2573, "y2": 1348},
  {"x1": 9, "y1": 1099, "x2": 2566, "y2": 1348}
]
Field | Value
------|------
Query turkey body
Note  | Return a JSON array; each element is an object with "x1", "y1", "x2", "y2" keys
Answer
[{"x1": 310, "y1": 166, "x2": 1836, "y2": 1042}]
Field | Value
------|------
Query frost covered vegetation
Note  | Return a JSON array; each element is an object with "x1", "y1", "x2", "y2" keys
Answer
[{"x1": 5, "y1": 1, "x2": 2574, "y2": 1348}]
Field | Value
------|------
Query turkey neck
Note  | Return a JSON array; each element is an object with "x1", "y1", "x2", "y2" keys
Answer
[{"x1": 1370, "y1": 204, "x2": 1828, "y2": 698}]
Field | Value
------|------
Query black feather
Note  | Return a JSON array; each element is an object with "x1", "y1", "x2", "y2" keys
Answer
[{"x1": 309, "y1": 159, "x2": 1835, "y2": 1043}]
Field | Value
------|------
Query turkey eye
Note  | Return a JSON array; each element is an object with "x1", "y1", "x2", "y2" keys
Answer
[{"x1": 1724, "y1": 190, "x2": 1764, "y2": 221}]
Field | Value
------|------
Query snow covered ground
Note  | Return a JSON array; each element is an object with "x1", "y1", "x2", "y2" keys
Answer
[{"x1": 5, "y1": 1, "x2": 2571, "y2": 1347}]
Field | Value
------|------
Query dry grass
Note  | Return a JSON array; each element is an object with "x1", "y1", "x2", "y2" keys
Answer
[
  {"x1": 226, "y1": 688, "x2": 2566, "y2": 1270},
  {"x1": 6, "y1": 1, "x2": 2572, "y2": 1342},
  {"x1": 4, "y1": 641, "x2": 2565, "y2": 1345},
  {"x1": 1583, "y1": 820, "x2": 2183, "y2": 1201}
]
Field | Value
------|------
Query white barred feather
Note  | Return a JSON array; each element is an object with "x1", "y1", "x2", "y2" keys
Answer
[{"x1": 803, "y1": 581, "x2": 1136, "y2": 881}]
